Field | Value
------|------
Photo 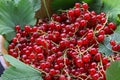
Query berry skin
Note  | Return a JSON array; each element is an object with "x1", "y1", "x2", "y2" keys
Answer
[
  {"x1": 108, "y1": 22, "x2": 116, "y2": 30},
  {"x1": 15, "y1": 25, "x2": 20, "y2": 31},
  {"x1": 82, "y1": 54, "x2": 90, "y2": 63},
  {"x1": 49, "y1": 69, "x2": 56, "y2": 75},
  {"x1": 29, "y1": 53, "x2": 35, "y2": 59},
  {"x1": 12, "y1": 37, "x2": 18, "y2": 43},
  {"x1": 37, "y1": 53, "x2": 44, "y2": 60},
  {"x1": 74, "y1": 8, "x2": 81, "y2": 17},
  {"x1": 110, "y1": 40, "x2": 116, "y2": 46},
  {"x1": 97, "y1": 35, "x2": 104, "y2": 42},
  {"x1": 82, "y1": 37, "x2": 88, "y2": 45},
  {"x1": 87, "y1": 32, "x2": 94, "y2": 39},
  {"x1": 11, "y1": 52, "x2": 18, "y2": 58},
  {"x1": 94, "y1": 52, "x2": 102, "y2": 62},
  {"x1": 77, "y1": 40, "x2": 83, "y2": 47},
  {"x1": 68, "y1": 10, "x2": 74, "y2": 17},
  {"x1": 76, "y1": 59, "x2": 84, "y2": 67},
  {"x1": 24, "y1": 25, "x2": 31, "y2": 32},
  {"x1": 82, "y1": 3, "x2": 88, "y2": 10},
  {"x1": 59, "y1": 75, "x2": 67, "y2": 80},
  {"x1": 80, "y1": 20, "x2": 87, "y2": 27},
  {"x1": 98, "y1": 30, "x2": 105, "y2": 35},
  {"x1": 44, "y1": 74, "x2": 52, "y2": 80},
  {"x1": 89, "y1": 68, "x2": 96, "y2": 75},
  {"x1": 84, "y1": 13, "x2": 90, "y2": 20},
  {"x1": 49, "y1": 22, "x2": 55, "y2": 29},
  {"x1": 92, "y1": 73, "x2": 100, "y2": 80},
  {"x1": 112, "y1": 45, "x2": 119, "y2": 51},
  {"x1": 75, "y1": 3, "x2": 80, "y2": 8},
  {"x1": 89, "y1": 48, "x2": 98, "y2": 55},
  {"x1": 102, "y1": 57, "x2": 109, "y2": 65}
]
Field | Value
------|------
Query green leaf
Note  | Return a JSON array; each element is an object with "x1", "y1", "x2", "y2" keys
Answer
[
  {"x1": 101, "y1": 0, "x2": 120, "y2": 22},
  {"x1": 4, "y1": 31, "x2": 16, "y2": 42},
  {"x1": 99, "y1": 37, "x2": 113, "y2": 55},
  {"x1": 0, "y1": 0, "x2": 38, "y2": 41},
  {"x1": 14, "y1": 0, "x2": 41, "y2": 11},
  {"x1": 109, "y1": 32, "x2": 120, "y2": 43},
  {"x1": 115, "y1": 25, "x2": 120, "y2": 34},
  {"x1": 4, "y1": 39, "x2": 9, "y2": 50},
  {"x1": 106, "y1": 61, "x2": 120, "y2": 80},
  {"x1": 0, "y1": 77, "x2": 2, "y2": 80},
  {"x1": 118, "y1": 14, "x2": 120, "y2": 20},
  {"x1": 99, "y1": 32, "x2": 120, "y2": 55},
  {"x1": 1, "y1": 54, "x2": 43, "y2": 80},
  {"x1": 29, "y1": 0, "x2": 41, "y2": 12}
]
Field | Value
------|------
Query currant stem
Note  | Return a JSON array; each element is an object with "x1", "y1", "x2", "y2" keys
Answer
[{"x1": 42, "y1": 0, "x2": 50, "y2": 20}]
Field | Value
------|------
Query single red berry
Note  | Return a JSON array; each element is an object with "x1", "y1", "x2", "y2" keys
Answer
[
  {"x1": 89, "y1": 48, "x2": 98, "y2": 55},
  {"x1": 37, "y1": 53, "x2": 44, "y2": 60},
  {"x1": 44, "y1": 74, "x2": 52, "y2": 80},
  {"x1": 84, "y1": 13, "x2": 90, "y2": 20},
  {"x1": 80, "y1": 20, "x2": 87, "y2": 27},
  {"x1": 74, "y1": 8, "x2": 81, "y2": 17},
  {"x1": 34, "y1": 46, "x2": 42, "y2": 53},
  {"x1": 110, "y1": 40, "x2": 116, "y2": 46},
  {"x1": 97, "y1": 35, "x2": 104, "y2": 42},
  {"x1": 32, "y1": 26, "x2": 37, "y2": 32},
  {"x1": 87, "y1": 32, "x2": 94, "y2": 39},
  {"x1": 45, "y1": 62, "x2": 51, "y2": 68},
  {"x1": 24, "y1": 25, "x2": 31, "y2": 32},
  {"x1": 29, "y1": 53, "x2": 35, "y2": 59},
  {"x1": 89, "y1": 68, "x2": 96, "y2": 75},
  {"x1": 25, "y1": 59, "x2": 31, "y2": 64},
  {"x1": 75, "y1": 3, "x2": 80, "y2": 8},
  {"x1": 57, "y1": 57, "x2": 64, "y2": 64},
  {"x1": 108, "y1": 22, "x2": 116, "y2": 30},
  {"x1": 15, "y1": 25, "x2": 20, "y2": 31},
  {"x1": 49, "y1": 22, "x2": 55, "y2": 29},
  {"x1": 53, "y1": 64, "x2": 59, "y2": 70},
  {"x1": 25, "y1": 50, "x2": 31, "y2": 56},
  {"x1": 12, "y1": 37, "x2": 18, "y2": 43},
  {"x1": 77, "y1": 40, "x2": 83, "y2": 47},
  {"x1": 112, "y1": 45, "x2": 119, "y2": 51},
  {"x1": 49, "y1": 69, "x2": 56, "y2": 75},
  {"x1": 104, "y1": 62, "x2": 111, "y2": 70},
  {"x1": 102, "y1": 57, "x2": 109, "y2": 65},
  {"x1": 101, "y1": 17, "x2": 106, "y2": 24},
  {"x1": 104, "y1": 26, "x2": 113, "y2": 34},
  {"x1": 68, "y1": 9, "x2": 74, "y2": 17},
  {"x1": 94, "y1": 52, "x2": 102, "y2": 62},
  {"x1": 98, "y1": 30, "x2": 105, "y2": 35},
  {"x1": 59, "y1": 75, "x2": 67, "y2": 80},
  {"x1": 82, "y1": 3, "x2": 88, "y2": 10},
  {"x1": 90, "y1": 62, "x2": 97, "y2": 68},
  {"x1": 11, "y1": 52, "x2": 18, "y2": 58},
  {"x1": 82, "y1": 37, "x2": 88, "y2": 45},
  {"x1": 55, "y1": 16, "x2": 62, "y2": 22},
  {"x1": 75, "y1": 59, "x2": 84, "y2": 67},
  {"x1": 96, "y1": 24, "x2": 102, "y2": 30},
  {"x1": 91, "y1": 11, "x2": 96, "y2": 15},
  {"x1": 82, "y1": 54, "x2": 90, "y2": 63},
  {"x1": 96, "y1": 14, "x2": 102, "y2": 20},
  {"x1": 92, "y1": 73, "x2": 100, "y2": 80}
]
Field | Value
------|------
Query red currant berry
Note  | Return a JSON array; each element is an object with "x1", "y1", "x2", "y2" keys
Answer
[{"x1": 82, "y1": 3, "x2": 88, "y2": 10}]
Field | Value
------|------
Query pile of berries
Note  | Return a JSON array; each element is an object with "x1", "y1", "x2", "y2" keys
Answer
[{"x1": 8, "y1": 2, "x2": 118, "y2": 80}]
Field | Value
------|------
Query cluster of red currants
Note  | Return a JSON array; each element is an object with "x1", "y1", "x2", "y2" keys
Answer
[{"x1": 8, "y1": 2, "x2": 117, "y2": 80}]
